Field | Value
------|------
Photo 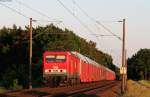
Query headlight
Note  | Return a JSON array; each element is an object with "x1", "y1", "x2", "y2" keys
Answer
[
  {"x1": 45, "y1": 69, "x2": 49, "y2": 73},
  {"x1": 63, "y1": 69, "x2": 66, "y2": 72}
]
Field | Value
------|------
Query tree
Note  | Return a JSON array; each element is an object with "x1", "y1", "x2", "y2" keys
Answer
[{"x1": 127, "y1": 49, "x2": 150, "y2": 80}]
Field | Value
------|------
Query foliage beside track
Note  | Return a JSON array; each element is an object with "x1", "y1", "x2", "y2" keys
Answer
[
  {"x1": 122, "y1": 80, "x2": 150, "y2": 97},
  {"x1": 127, "y1": 49, "x2": 150, "y2": 80},
  {"x1": 138, "y1": 80, "x2": 150, "y2": 87},
  {"x1": 0, "y1": 87, "x2": 7, "y2": 93},
  {"x1": 0, "y1": 24, "x2": 119, "y2": 89}
]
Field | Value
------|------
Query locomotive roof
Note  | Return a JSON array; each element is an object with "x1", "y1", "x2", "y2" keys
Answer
[
  {"x1": 71, "y1": 51, "x2": 115, "y2": 74},
  {"x1": 71, "y1": 51, "x2": 100, "y2": 67}
]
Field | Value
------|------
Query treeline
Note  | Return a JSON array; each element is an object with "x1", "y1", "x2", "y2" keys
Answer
[
  {"x1": 127, "y1": 49, "x2": 150, "y2": 80},
  {"x1": 0, "y1": 24, "x2": 118, "y2": 89}
]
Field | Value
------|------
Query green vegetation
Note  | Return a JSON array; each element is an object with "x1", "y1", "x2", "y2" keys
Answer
[
  {"x1": 0, "y1": 24, "x2": 118, "y2": 89},
  {"x1": 127, "y1": 49, "x2": 150, "y2": 80},
  {"x1": 0, "y1": 87, "x2": 7, "y2": 93},
  {"x1": 123, "y1": 80, "x2": 150, "y2": 97},
  {"x1": 139, "y1": 80, "x2": 150, "y2": 87}
]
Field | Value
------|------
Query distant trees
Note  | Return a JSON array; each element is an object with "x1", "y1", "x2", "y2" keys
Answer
[
  {"x1": 127, "y1": 49, "x2": 150, "y2": 80},
  {"x1": 0, "y1": 25, "x2": 29, "y2": 88},
  {"x1": 0, "y1": 24, "x2": 117, "y2": 89}
]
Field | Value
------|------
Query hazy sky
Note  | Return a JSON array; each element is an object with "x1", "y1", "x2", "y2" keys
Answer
[{"x1": 0, "y1": 0, "x2": 150, "y2": 67}]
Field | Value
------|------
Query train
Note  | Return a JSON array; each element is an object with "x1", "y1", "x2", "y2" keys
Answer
[{"x1": 43, "y1": 51, "x2": 116, "y2": 87}]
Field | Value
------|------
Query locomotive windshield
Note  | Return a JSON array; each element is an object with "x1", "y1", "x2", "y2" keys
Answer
[{"x1": 46, "y1": 55, "x2": 66, "y2": 62}]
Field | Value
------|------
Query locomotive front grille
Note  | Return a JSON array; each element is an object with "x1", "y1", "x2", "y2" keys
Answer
[
  {"x1": 45, "y1": 69, "x2": 66, "y2": 73},
  {"x1": 44, "y1": 69, "x2": 67, "y2": 77}
]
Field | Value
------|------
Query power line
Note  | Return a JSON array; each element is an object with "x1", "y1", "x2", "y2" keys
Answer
[
  {"x1": 14, "y1": 0, "x2": 62, "y2": 23},
  {"x1": 0, "y1": 2, "x2": 29, "y2": 19},
  {"x1": 91, "y1": 34, "x2": 120, "y2": 37},
  {"x1": 0, "y1": 0, "x2": 12, "y2": 2},
  {"x1": 72, "y1": 0, "x2": 93, "y2": 21},
  {"x1": 57, "y1": 0, "x2": 95, "y2": 35},
  {"x1": 0, "y1": 2, "x2": 62, "y2": 26},
  {"x1": 72, "y1": 0, "x2": 122, "y2": 62},
  {"x1": 71, "y1": 0, "x2": 113, "y2": 49},
  {"x1": 71, "y1": 0, "x2": 103, "y2": 36},
  {"x1": 72, "y1": 0, "x2": 121, "y2": 40},
  {"x1": 32, "y1": 19, "x2": 63, "y2": 23},
  {"x1": 56, "y1": 0, "x2": 103, "y2": 47},
  {"x1": 96, "y1": 21, "x2": 121, "y2": 40},
  {"x1": 56, "y1": 0, "x2": 95, "y2": 34}
]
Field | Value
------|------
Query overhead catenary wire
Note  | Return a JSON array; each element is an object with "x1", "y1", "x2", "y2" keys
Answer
[
  {"x1": 0, "y1": 2, "x2": 29, "y2": 19},
  {"x1": 72, "y1": 0, "x2": 106, "y2": 48},
  {"x1": 0, "y1": 0, "x2": 12, "y2": 2},
  {"x1": 0, "y1": 2, "x2": 62, "y2": 26},
  {"x1": 72, "y1": 0, "x2": 121, "y2": 40},
  {"x1": 72, "y1": 0, "x2": 104, "y2": 38},
  {"x1": 0, "y1": 2, "x2": 66, "y2": 41},
  {"x1": 56, "y1": 0, "x2": 103, "y2": 48},
  {"x1": 14, "y1": 0, "x2": 62, "y2": 23},
  {"x1": 32, "y1": 19, "x2": 63, "y2": 23},
  {"x1": 14, "y1": 0, "x2": 72, "y2": 33},
  {"x1": 96, "y1": 21, "x2": 121, "y2": 40},
  {"x1": 72, "y1": 0, "x2": 122, "y2": 64},
  {"x1": 57, "y1": 0, "x2": 94, "y2": 34},
  {"x1": 72, "y1": 0, "x2": 93, "y2": 21},
  {"x1": 91, "y1": 34, "x2": 120, "y2": 37}
]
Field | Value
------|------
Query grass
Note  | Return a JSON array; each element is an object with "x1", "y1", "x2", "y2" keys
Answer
[
  {"x1": 139, "y1": 80, "x2": 150, "y2": 87},
  {"x1": 122, "y1": 80, "x2": 150, "y2": 97},
  {"x1": 0, "y1": 80, "x2": 22, "y2": 94},
  {"x1": 0, "y1": 87, "x2": 7, "y2": 94}
]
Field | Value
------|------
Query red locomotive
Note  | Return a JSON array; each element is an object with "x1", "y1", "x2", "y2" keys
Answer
[{"x1": 43, "y1": 51, "x2": 115, "y2": 86}]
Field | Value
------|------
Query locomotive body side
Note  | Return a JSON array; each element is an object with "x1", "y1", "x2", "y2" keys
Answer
[{"x1": 67, "y1": 53, "x2": 80, "y2": 84}]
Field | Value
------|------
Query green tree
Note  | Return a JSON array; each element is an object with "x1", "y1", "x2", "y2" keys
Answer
[{"x1": 127, "y1": 49, "x2": 150, "y2": 80}]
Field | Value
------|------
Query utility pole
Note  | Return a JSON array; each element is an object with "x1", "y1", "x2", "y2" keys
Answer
[
  {"x1": 29, "y1": 18, "x2": 32, "y2": 89},
  {"x1": 121, "y1": 19, "x2": 126, "y2": 93},
  {"x1": 125, "y1": 49, "x2": 127, "y2": 90}
]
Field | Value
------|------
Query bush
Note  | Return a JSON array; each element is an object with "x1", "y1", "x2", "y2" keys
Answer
[
  {"x1": 2, "y1": 64, "x2": 28, "y2": 89},
  {"x1": 10, "y1": 79, "x2": 22, "y2": 90},
  {"x1": 0, "y1": 87, "x2": 7, "y2": 93}
]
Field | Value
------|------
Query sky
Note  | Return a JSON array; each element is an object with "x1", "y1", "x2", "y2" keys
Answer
[{"x1": 0, "y1": 0, "x2": 150, "y2": 67}]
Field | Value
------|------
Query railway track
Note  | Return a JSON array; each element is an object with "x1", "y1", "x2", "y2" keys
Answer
[
  {"x1": 0, "y1": 81, "x2": 121, "y2": 97},
  {"x1": 52, "y1": 81, "x2": 118, "y2": 97}
]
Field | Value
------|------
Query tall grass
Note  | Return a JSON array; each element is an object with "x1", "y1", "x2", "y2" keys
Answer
[
  {"x1": 0, "y1": 87, "x2": 7, "y2": 93},
  {"x1": 123, "y1": 80, "x2": 150, "y2": 97},
  {"x1": 139, "y1": 80, "x2": 150, "y2": 87}
]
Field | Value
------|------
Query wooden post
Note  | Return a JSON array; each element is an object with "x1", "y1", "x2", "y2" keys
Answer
[
  {"x1": 125, "y1": 49, "x2": 127, "y2": 90},
  {"x1": 121, "y1": 19, "x2": 126, "y2": 93},
  {"x1": 29, "y1": 18, "x2": 32, "y2": 89}
]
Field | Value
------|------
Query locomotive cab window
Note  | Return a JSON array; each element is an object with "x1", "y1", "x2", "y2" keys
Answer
[
  {"x1": 56, "y1": 55, "x2": 66, "y2": 62},
  {"x1": 46, "y1": 55, "x2": 55, "y2": 62},
  {"x1": 46, "y1": 55, "x2": 66, "y2": 62}
]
